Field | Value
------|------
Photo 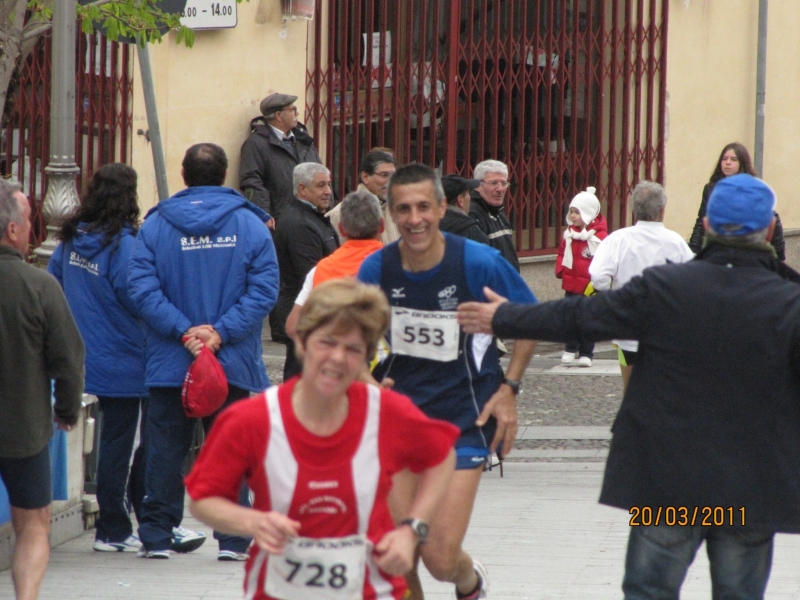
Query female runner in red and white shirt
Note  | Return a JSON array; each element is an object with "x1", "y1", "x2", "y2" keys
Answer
[{"x1": 186, "y1": 278, "x2": 458, "y2": 600}]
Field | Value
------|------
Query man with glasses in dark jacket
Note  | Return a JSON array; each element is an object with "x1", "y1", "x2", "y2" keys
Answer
[{"x1": 469, "y1": 159, "x2": 519, "y2": 271}]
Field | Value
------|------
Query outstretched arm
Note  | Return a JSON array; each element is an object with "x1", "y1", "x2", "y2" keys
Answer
[{"x1": 457, "y1": 286, "x2": 506, "y2": 335}]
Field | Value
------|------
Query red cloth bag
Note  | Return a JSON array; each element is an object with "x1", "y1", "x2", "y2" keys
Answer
[{"x1": 181, "y1": 346, "x2": 229, "y2": 418}]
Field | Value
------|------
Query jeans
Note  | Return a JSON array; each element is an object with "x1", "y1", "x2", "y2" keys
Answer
[
  {"x1": 138, "y1": 385, "x2": 252, "y2": 553},
  {"x1": 623, "y1": 523, "x2": 774, "y2": 600},
  {"x1": 564, "y1": 291, "x2": 594, "y2": 358},
  {"x1": 95, "y1": 396, "x2": 147, "y2": 543}
]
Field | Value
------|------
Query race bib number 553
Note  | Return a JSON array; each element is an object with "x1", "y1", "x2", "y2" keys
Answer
[
  {"x1": 265, "y1": 535, "x2": 367, "y2": 600},
  {"x1": 391, "y1": 307, "x2": 460, "y2": 362}
]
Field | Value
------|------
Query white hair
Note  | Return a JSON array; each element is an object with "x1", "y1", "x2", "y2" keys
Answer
[
  {"x1": 293, "y1": 163, "x2": 330, "y2": 196},
  {"x1": 631, "y1": 181, "x2": 667, "y2": 221},
  {"x1": 474, "y1": 160, "x2": 508, "y2": 181},
  {"x1": 0, "y1": 179, "x2": 24, "y2": 238}
]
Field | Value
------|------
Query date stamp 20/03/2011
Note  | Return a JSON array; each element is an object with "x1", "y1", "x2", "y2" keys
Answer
[{"x1": 629, "y1": 506, "x2": 746, "y2": 527}]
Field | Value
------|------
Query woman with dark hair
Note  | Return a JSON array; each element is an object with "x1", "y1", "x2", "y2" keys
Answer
[
  {"x1": 48, "y1": 163, "x2": 149, "y2": 552},
  {"x1": 689, "y1": 142, "x2": 785, "y2": 258}
]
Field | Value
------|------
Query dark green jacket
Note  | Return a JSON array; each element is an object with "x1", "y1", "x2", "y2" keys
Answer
[{"x1": 0, "y1": 245, "x2": 84, "y2": 458}]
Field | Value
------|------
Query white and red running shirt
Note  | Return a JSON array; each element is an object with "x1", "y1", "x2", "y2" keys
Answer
[{"x1": 186, "y1": 379, "x2": 459, "y2": 600}]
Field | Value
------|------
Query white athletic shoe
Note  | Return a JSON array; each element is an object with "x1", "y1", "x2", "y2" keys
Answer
[
  {"x1": 577, "y1": 356, "x2": 593, "y2": 367},
  {"x1": 171, "y1": 526, "x2": 206, "y2": 553},
  {"x1": 137, "y1": 548, "x2": 170, "y2": 559},
  {"x1": 218, "y1": 550, "x2": 250, "y2": 561},
  {"x1": 457, "y1": 559, "x2": 489, "y2": 599},
  {"x1": 561, "y1": 352, "x2": 576, "y2": 365},
  {"x1": 93, "y1": 534, "x2": 141, "y2": 552}
]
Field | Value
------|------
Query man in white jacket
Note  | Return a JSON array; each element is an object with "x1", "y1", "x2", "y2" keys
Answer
[{"x1": 589, "y1": 181, "x2": 694, "y2": 391}]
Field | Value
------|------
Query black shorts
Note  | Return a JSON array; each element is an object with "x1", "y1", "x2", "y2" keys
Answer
[
  {"x1": 0, "y1": 445, "x2": 51, "y2": 509},
  {"x1": 617, "y1": 348, "x2": 638, "y2": 367}
]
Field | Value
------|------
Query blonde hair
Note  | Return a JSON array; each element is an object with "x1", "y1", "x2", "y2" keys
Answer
[{"x1": 296, "y1": 278, "x2": 390, "y2": 358}]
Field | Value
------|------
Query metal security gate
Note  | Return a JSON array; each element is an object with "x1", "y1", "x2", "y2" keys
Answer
[
  {"x1": 306, "y1": 0, "x2": 668, "y2": 254},
  {"x1": 1, "y1": 33, "x2": 133, "y2": 248}
]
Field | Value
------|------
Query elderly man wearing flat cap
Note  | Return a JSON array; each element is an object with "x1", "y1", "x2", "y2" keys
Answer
[
  {"x1": 458, "y1": 174, "x2": 800, "y2": 599},
  {"x1": 439, "y1": 174, "x2": 490, "y2": 245},
  {"x1": 239, "y1": 92, "x2": 323, "y2": 222}
]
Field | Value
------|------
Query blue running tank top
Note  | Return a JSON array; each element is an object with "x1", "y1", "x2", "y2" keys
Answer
[{"x1": 376, "y1": 233, "x2": 502, "y2": 449}]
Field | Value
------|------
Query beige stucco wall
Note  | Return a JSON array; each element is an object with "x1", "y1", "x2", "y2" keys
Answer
[
  {"x1": 131, "y1": 2, "x2": 311, "y2": 212},
  {"x1": 664, "y1": 0, "x2": 800, "y2": 236}
]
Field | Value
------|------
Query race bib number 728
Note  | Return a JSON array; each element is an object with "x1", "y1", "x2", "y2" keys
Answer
[
  {"x1": 265, "y1": 535, "x2": 367, "y2": 600},
  {"x1": 390, "y1": 307, "x2": 460, "y2": 362}
]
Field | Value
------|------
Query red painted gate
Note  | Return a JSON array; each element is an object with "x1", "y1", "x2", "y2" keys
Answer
[
  {"x1": 306, "y1": 0, "x2": 668, "y2": 255},
  {"x1": 1, "y1": 33, "x2": 133, "y2": 247}
]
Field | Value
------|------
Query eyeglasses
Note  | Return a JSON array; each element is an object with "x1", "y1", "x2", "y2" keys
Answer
[
  {"x1": 282, "y1": 106, "x2": 299, "y2": 114},
  {"x1": 481, "y1": 179, "x2": 510, "y2": 188},
  {"x1": 374, "y1": 171, "x2": 394, "y2": 178}
]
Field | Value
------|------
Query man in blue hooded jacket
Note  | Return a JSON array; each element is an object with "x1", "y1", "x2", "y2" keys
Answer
[{"x1": 129, "y1": 143, "x2": 279, "y2": 560}]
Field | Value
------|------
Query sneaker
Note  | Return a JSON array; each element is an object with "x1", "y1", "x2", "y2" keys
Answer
[
  {"x1": 218, "y1": 550, "x2": 249, "y2": 561},
  {"x1": 561, "y1": 351, "x2": 576, "y2": 365},
  {"x1": 137, "y1": 548, "x2": 170, "y2": 559},
  {"x1": 456, "y1": 559, "x2": 489, "y2": 599},
  {"x1": 577, "y1": 356, "x2": 593, "y2": 367},
  {"x1": 94, "y1": 534, "x2": 142, "y2": 552},
  {"x1": 171, "y1": 526, "x2": 207, "y2": 553}
]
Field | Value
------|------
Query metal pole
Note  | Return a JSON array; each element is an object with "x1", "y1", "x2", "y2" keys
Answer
[
  {"x1": 136, "y1": 41, "x2": 170, "y2": 201},
  {"x1": 754, "y1": 0, "x2": 768, "y2": 177},
  {"x1": 35, "y1": 0, "x2": 81, "y2": 265}
]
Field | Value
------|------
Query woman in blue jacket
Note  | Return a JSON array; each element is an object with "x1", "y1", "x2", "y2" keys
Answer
[{"x1": 49, "y1": 164, "x2": 148, "y2": 552}]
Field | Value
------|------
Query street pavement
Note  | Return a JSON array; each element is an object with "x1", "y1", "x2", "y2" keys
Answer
[{"x1": 3, "y1": 341, "x2": 800, "y2": 598}]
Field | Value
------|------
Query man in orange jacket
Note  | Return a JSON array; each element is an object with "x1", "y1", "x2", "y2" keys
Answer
[{"x1": 285, "y1": 189, "x2": 384, "y2": 340}]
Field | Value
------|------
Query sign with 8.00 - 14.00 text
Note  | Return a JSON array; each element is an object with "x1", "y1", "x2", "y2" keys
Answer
[{"x1": 180, "y1": 0, "x2": 237, "y2": 29}]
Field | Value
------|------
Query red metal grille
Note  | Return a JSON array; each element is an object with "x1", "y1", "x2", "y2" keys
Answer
[
  {"x1": 306, "y1": 0, "x2": 668, "y2": 254},
  {"x1": 2, "y1": 32, "x2": 133, "y2": 247}
]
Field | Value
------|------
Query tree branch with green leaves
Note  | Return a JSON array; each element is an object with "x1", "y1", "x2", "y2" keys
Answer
[{"x1": 1, "y1": 0, "x2": 245, "y2": 125}]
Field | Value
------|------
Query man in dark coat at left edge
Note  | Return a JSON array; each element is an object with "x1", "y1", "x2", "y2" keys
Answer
[
  {"x1": 0, "y1": 179, "x2": 84, "y2": 599},
  {"x1": 457, "y1": 174, "x2": 800, "y2": 599}
]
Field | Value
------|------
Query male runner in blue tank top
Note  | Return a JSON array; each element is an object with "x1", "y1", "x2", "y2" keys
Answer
[{"x1": 358, "y1": 164, "x2": 537, "y2": 599}]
